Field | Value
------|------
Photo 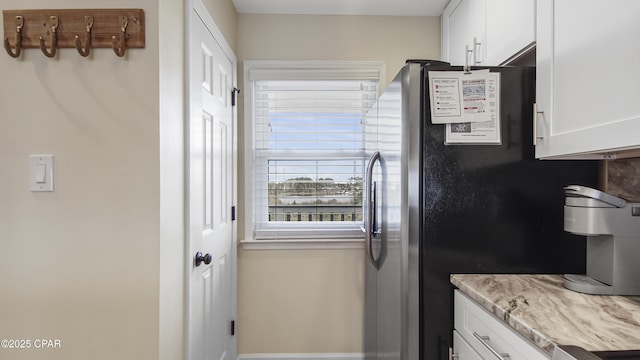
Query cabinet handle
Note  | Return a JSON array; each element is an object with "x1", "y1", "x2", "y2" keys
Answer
[
  {"x1": 473, "y1": 37, "x2": 482, "y2": 65},
  {"x1": 473, "y1": 332, "x2": 510, "y2": 360},
  {"x1": 533, "y1": 103, "x2": 544, "y2": 145},
  {"x1": 464, "y1": 45, "x2": 473, "y2": 72},
  {"x1": 448, "y1": 347, "x2": 459, "y2": 360}
]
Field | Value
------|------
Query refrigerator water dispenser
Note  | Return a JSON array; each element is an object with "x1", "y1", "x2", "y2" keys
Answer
[{"x1": 563, "y1": 185, "x2": 640, "y2": 295}]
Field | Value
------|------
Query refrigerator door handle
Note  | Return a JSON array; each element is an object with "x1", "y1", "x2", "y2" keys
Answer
[
  {"x1": 372, "y1": 181, "x2": 380, "y2": 237},
  {"x1": 365, "y1": 151, "x2": 381, "y2": 269},
  {"x1": 371, "y1": 180, "x2": 382, "y2": 240}
]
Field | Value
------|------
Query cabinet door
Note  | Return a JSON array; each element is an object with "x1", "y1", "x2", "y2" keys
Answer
[
  {"x1": 484, "y1": 0, "x2": 535, "y2": 65},
  {"x1": 454, "y1": 291, "x2": 551, "y2": 360},
  {"x1": 442, "y1": 0, "x2": 486, "y2": 66},
  {"x1": 453, "y1": 330, "x2": 484, "y2": 360},
  {"x1": 536, "y1": 0, "x2": 640, "y2": 158}
]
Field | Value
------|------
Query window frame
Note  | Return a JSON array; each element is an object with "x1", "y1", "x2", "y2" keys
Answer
[{"x1": 242, "y1": 60, "x2": 386, "y2": 248}]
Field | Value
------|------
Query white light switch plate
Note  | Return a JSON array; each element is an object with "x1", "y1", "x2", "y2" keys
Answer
[{"x1": 30, "y1": 155, "x2": 54, "y2": 192}]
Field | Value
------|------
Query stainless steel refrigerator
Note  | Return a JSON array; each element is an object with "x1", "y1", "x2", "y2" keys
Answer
[{"x1": 362, "y1": 61, "x2": 599, "y2": 360}]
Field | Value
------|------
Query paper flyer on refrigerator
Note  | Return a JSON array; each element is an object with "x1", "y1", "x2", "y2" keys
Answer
[
  {"x1": 428, "y1": 70, "x2": 492, "y2": 124},
  {"x1": 445, "y1": 71, "x2": 501, "y2": 144}
]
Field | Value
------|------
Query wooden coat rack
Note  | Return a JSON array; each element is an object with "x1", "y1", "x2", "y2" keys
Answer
[{"x1": 3, "y1": 9, "x2": 145, "y2": 58}]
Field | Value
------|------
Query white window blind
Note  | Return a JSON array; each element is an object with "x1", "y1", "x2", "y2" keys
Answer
[{"x1": 252, "y1": 78, "x2": 379, "y2": 240}]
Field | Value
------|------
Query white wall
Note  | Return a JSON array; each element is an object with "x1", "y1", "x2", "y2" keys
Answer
[{"x1": 236, "y1": 14, "x2": 441, "y2": 355}]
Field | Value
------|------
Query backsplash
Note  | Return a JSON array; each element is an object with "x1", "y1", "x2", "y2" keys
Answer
[{"x1": 605, "y1": 158, "x2": 640, "y2": 202}]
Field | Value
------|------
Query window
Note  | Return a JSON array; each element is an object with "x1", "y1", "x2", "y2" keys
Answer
[{"x1": 244, "y1": 61, "x2": 385, "y2": 241}]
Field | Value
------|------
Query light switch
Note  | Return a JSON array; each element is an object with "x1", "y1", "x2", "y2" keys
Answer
[
  {"x1": 35, "y1": 164, "x2": 46, "y2": 183},
  {"x1": 30, "y1": 155, "x2": 54, "y2": 192}
]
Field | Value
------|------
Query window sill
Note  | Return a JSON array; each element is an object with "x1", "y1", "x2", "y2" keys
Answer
[{"x1": 240, "y1": 238, "x2": 365, "y2": 250}]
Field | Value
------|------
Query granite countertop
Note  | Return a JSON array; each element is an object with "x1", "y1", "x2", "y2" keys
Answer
[{"x1": 451, "y1": 274, "x2": 640, "y2": 355}]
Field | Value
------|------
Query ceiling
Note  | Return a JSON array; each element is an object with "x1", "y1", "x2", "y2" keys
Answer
[{"x1": 232, "y1": 0, "x2": 451, "y2": 16}]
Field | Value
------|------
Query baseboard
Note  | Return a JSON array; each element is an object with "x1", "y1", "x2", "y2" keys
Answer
[{"x1": 238, "y1": 353, "x2": 365, "y2": 360}]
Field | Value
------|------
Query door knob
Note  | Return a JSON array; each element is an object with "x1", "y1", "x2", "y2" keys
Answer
[{"x1": 195, "y1": 251, "x2": 212, "y2": 267}]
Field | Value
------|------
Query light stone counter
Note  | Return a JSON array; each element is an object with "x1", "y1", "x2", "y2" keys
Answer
[{"x1": 451, "y1": 274, "x2": 640, "y2": 354}]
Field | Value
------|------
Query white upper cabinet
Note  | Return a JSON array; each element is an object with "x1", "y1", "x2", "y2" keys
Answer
[
  {"x1": 535, "y1": 0, "x2": 640, "y2": 158},
  {"x1": 442, "y1": 0, "x2": 486, "y2": 66},
  {"x1": 442, "y1": 0, "x2": 535, "y2": 66},
  {"x1": 484, "y1": 0, "x2": 536, "y2": 65}
]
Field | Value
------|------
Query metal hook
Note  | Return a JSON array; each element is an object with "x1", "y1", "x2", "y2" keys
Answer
[
  {"x1": 38, "y1": 16, "x2": 59, "y2": 58},
  {"x1": 3, "y1": 16, "x2": 24, "y2": 58},
  {"x1": 112, "y1": 16, "x2": 128, "y2": 57},
  {"x1": 74, "y1": 16, "x2": 94, "y2": 57}
]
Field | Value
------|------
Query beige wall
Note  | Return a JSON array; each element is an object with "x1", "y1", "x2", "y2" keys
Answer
[
  {"x1": 0, "y1": 0, "x2": 163, "y2": 359},
  {"x1": 202, "y1": 0, "x2": 239, "y2": 52},
  {"x1": 238, "y1": 14, "x2": 441, "y2": 90},
  {"x1": 0, "y1": 0, "x2": 237, "y2": 358},
  {"x1": 238, "y1": 249, "x2": 366, "y2": 353},
  {"x1": 236, "y1": 14, "x2": 441, "y2": 355}
]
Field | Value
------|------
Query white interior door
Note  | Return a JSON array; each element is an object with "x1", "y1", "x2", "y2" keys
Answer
[{"x1": 187, "y1": 3, "x2": 236, "y2": 360}]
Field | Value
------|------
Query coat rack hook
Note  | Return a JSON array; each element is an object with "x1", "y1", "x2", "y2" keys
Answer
[
  {"x1": 112, "y1": 16, "x2": 128, "y2": 57},
  {"x1": 3, "y1": 16, "x2": 24, "y2": 58},
  {"x1": 38, "y1": 16, "x2": 59, "y2": 58},
  {"x1": 74, "y1": 16, "x2": 94, "y2": 57}
]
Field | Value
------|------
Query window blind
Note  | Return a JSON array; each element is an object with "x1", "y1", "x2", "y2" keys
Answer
[{"x1": 253, "y1": 79, "x2": 379, "y2": 239}]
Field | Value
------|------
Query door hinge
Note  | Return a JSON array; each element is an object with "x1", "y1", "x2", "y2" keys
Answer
[
  {"x1": 231, "y1": 87, "x2": 240, "y2": 106},
  {"x1": 231, "y1": 206, "x2": 236, "y2": 221},
  {"x1": 230, "y1": 320, "x2": 236, "y2": 336}
]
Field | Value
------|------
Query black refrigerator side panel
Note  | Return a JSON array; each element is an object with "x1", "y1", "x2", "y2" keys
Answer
[{"x1": 418, "y1": 66, "x2": 599, "y2": 360}]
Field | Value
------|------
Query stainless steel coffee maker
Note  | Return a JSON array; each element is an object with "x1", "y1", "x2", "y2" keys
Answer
[{"x1": 563, "y1": 185, "x2": 640, "y2": 295}]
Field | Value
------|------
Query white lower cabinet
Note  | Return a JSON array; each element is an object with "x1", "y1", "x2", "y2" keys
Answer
[{"x1": 453, "y1": 290, "x2": 551, "y2": 360}]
